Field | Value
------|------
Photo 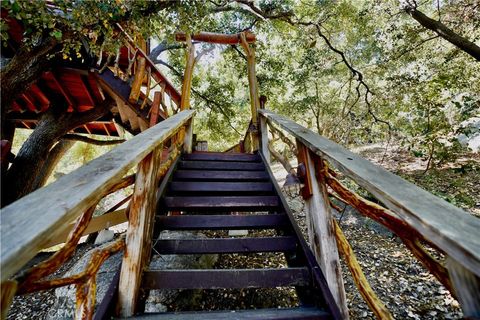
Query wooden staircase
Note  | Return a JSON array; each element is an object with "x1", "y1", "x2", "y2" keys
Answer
[{"x1": 130, "y1": 151, "x2": 341, "y2": 319}]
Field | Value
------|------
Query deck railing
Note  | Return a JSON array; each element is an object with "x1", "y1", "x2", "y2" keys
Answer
[
  {"x1": 0, "y1": 110, "x2": 195, "y2": 319},
  {"x1": 257, "y1": 108, "x2": 480, "y2": 318}
]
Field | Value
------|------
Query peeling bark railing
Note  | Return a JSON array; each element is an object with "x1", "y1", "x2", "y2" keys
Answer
[
  {"x1": 0, "y1": 110, "x2": 195, "y2": 319},
  {"x1": 258, "y1": 109, "x2": 480, "y2": 318}
]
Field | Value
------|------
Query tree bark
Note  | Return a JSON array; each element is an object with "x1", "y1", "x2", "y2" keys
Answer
[
  {"x1": 2, "y1": 98, "x2": 115, "y2": 206},
  {"x1": 31, "y1": 139, "x2": 76, "y2": 191},
  {"x1": 407, "y1": 8, "x2": 480, "y2": 62},
  {"x1": 0, "y1": 37, "x2": 59, "y2": 137}
]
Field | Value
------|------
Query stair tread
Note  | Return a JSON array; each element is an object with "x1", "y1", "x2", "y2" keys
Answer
[
  {"x1": 183, "y1": 152, "x2": 261, "y2": 162},
  {"x1": 162, "y1": 196, "x2": 279, "y2": 211},
  {"x1": 169, "y1": 181, "x2": 274, "y2": 194},
  {"x1": 156, "y1": 214, "x2": 290, "y2": 230},
  {"x1": 178, "y1": 160, "x2": 265, "y2": 171},
  {"x1": 127, "y1": 307, "x2": 330, "y2": 319},
  {"x1": 142, "y1": 267, "x2": 311, "y2": 289},
  {"x1": 153, "y1": 236, "x2": 297, "y2": 254}
]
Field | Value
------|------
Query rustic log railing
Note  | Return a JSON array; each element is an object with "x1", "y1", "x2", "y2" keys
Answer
[
  {"x1": 0, "y1": 110, "x2": 195, "y2": 319},
  {"x1": 257, "y1": 108, "x2": 480, "y2": 318}
]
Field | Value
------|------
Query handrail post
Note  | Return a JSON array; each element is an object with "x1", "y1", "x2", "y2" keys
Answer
[
  {"x1": 259, "y1": 96, "x2": 270, "y2": 164},
  {"x1": 297, "y1": 142, "x2": 349, "y2": 319},
  {"x1": 240, "y1": 32, "x2": 259, "y2": 152},
  {"x1": 117, "y1": 146, "x2": 163, "y2": 317},
  {"x1": 183, "y1": 119, "x2": 194, "y2": 154}
]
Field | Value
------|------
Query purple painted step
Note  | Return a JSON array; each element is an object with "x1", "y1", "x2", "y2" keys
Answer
[
  {"x1": 173, "y1": 170, "x2": 270, "y2": 181},
  {"x1": 183, "y1": 152, "x2": 261, "y2": 162},
  {"x1": 162, "y1": 196, "x2": 279, "y2": 211},
  {"x1": 142, "y1": 267, "x2": 311, "y2": 289},
  {"x1": 178, "y1": 160, "x2": 265, "y2": 171},
  {"x1": 156, "y1": 214, "x2": 289, "y2": 230},
  {"x1": 153, "y1": 236, "x2": 297, "y2": 254},
  {"x1": 169, "y1": 181, "x2": 274, "y2": 193}
]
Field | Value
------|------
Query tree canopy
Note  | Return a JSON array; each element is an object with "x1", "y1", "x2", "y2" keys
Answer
[{"x1": 1, "y1": 0, "x2": 479, "y2": 204}]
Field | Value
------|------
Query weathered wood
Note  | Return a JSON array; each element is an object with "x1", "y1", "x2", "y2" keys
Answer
[
  {"x1": 178, "y1": 160, "x2": 264, "y2": 171},
  {"x1": 259, "y1": 109, "x2": 480, "y2": 277},
  {"x1": 446, "y1": 257, "x2": 480, "y2": 317},
  {"x1": 163, "y1": 196, "x2": 279, "y2": 211},
  {"x1": 183, "y1": 119, "x2": 193, "y2": 153},
  {"x1": 128, "y1": 56, "x2": 146, "y2": 103},
  {"x1": 156, "y1": 214, "x2": 289, "y2": 230},
  {"x1": 0, "y1": 280, "x2": 17, "y2": 320},
  {"x1": 128, "y1": 307, "x2": 330, "y2": 320},
  {"x1": 1, "y1": 110, "x2": 194, "y2": 282},
  {"x1": 240, "y1": 32, "x2": 260, "y2": 151},
  {"x1": 142, "y1": 268, "x2": 310, "y2": 289},
  {"x1": 149, "y1": 91, "x2": 161, "y2": 127},
  {"x1": 43, "y1": 209, "x2": 127, "y2": 248},
  {"x1": 180, "y1": 34, "x2": 195, "y2": 110},
  {"x1": 118, "y1": 146, "x2": 163, "y2": 317},
  {"x1": 169, "y1": 181, "x2": 273, "y2": 193},
  {"x1": 175, "y1": 31, "x2": 256, "y2": 44},
  {"x1": 153, "y1": 237, "x2": 297, "y2": 254},
  {"x1": 302, "y1": 149, "x2": 349, "y2": 319},
  {"x1": 333, "y1": 220, "x2": 393, "y2": 320},
  {"x1": 183, "y1": 152, "x2": 260, "y2": 162},
  {"x1": 260, "y1": 106, "x2": 270, "y2": 164},
  {"x1": 173, "y1": 170, "x2": 269, "y2": 181}
]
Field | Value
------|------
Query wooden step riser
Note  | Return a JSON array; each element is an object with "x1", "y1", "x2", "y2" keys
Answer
[
  {"x1": 153, "y1": 236, "x2": 297, "y2": 254},
  {"x1": 178, "y1": 160, "x2": 265, "y2": 171},
  {"x1": 173, "y1": 170, "x2": 270, "y2": 181},
  {"x1": 183, "y1": 152, "x2": 261, "y2": 162},
  {"x1": 156, "y1": 214, "x2": 290, "y2": 230},
  {"x1": 162, "y1": 196, "x2": 280, "y2": 212},
  {"x1": 142, "y1": 268, "x2": 311, "y2": 289},
  {"x1": 167, "y1": 182, "x2": 275, "y2": 196}
]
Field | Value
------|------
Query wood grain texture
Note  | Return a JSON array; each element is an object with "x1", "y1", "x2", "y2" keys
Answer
[
  {"x1": 303, "y1": 150, "x2": 349, "y2": 319},
  {"x1": 446, "y1": 257, "x2": 480, "y2": 317},
  {"x1": 259, "y1": 109, "x2": 480, "y2": 277},
  {"x1": 175, "y1": 31, "x2": 256, "y2": 44},
  {"x1": 117, "y1": 147, "x2": 163, "y2": 317},
  {"x1": 0, "y1": 110, "x2": 194, "y2": 282}
]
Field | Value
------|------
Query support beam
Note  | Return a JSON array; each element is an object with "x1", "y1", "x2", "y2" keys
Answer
[
  {"x1": 299, "y1": 145, "x2": 349, "y2": 319},
  {"x1": 117, "y1": 146, "x2": 162, "y2": 317},
  {"x1": 175, "y1": 31, "x2": 255, "y2": 44}
]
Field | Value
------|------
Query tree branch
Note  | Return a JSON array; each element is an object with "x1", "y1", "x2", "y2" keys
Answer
[
  {"x1": 62, "y1": 134, "x2": 125, "y2": 145},
  {"x1": 404, "y1": 6, "x2": 480, "y2": 61}
]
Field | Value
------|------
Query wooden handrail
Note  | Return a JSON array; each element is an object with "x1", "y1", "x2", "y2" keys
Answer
[
  {"x1": 0, "y1": 110, "x2": 195, "y2": 282},
  {"x1": 258, "y1": 109, "x2": 480, "y2": 277}
]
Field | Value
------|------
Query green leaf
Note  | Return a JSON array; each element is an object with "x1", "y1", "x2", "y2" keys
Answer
[{"x1": 52, "y1": 30, "x2": 62, "y2": 40}]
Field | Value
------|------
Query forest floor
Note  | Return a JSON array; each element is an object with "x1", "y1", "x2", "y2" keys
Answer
[{"x1": 7, "y1": 146, "x2": 478, "y2": 319}]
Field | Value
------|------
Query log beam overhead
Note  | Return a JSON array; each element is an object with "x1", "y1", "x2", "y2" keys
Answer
[{"x1": 175, "y1": 31, "x2": 256, "y2": 44}]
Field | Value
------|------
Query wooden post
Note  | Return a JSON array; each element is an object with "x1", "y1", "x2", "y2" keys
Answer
[
  {"x1": 180, "y1": 34, "x2": 195, "y2": 111},
  {"x1": 259, "y1": 96, "x2": 270, "y2": 164},
  {"x1": 240, "y1": 32, "x2": 260, "y2": 152},
  {"x1": 299, "y1": 145, "x2": 349, "y2": 319},
  {"x1": 183, "y1": 119, "x2": 194, "y2": 154},
  {"x1": 446, "y1": 257, "x2": 480, "y2": 317},
  {"x1": 1, "y1": 280, "x2": 17, "y2": 320},
  {"x1": 117, "y1": 146, "x2": 162, "y2": 317},
  {"x1": 128, "y1": 57, "x2": 146, "y2": 104}
]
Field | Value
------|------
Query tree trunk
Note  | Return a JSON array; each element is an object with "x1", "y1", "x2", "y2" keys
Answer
[
  {"x1": 31, "y1": 139, "x2": 76, "y2": 190},
  {"x1": 0, "y1": 37, "x2": 59, "y2": 137},
  {"x1": 2, "y1": 98, "x2": 114, "y2": 206},
  {"x1": 407, "y1": 8, "x2": 480, "y2": 62}
]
